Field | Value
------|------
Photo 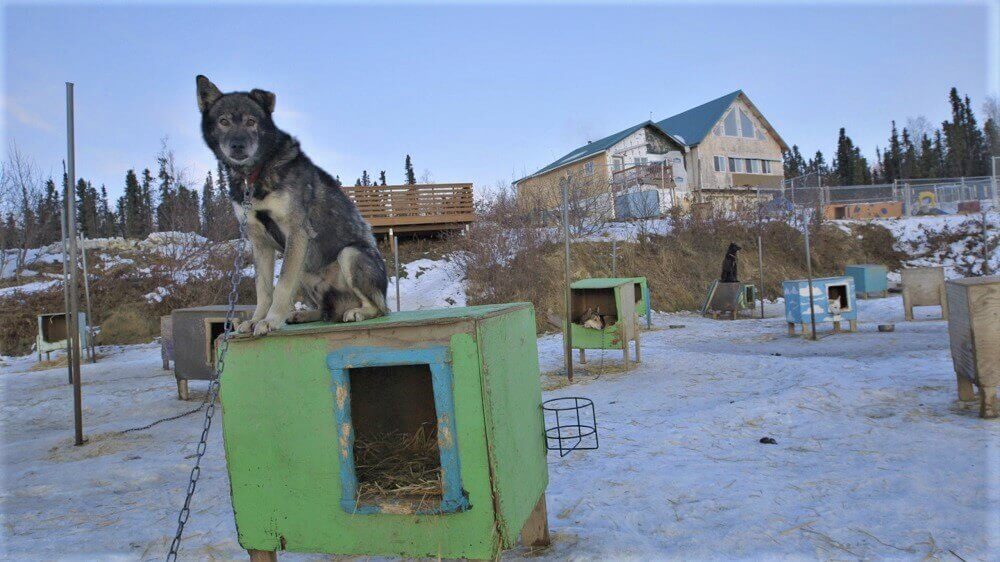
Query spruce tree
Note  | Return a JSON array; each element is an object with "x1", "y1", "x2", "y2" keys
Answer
[
  {"x1": 122, "y1": 169, "x2": 143, "y2": 238},
  {"x1": 404, "y1": 155, "x2": 416, "y2": 185},
  {"x1": 379, "y1": 171, "x2": 387, "y2": 186}
]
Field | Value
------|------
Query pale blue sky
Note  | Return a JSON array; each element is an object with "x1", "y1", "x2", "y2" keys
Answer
[{"x1": 2, "y1": 1, "x2": 997, "y2": 198}]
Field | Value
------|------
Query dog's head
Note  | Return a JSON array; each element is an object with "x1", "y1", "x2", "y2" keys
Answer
[
  {"x1": 727, "y1": 242, "x2": 742, "y2": 255},
  {"x1": 196, "y1": 75, "x2": 278, "y2": 169}
]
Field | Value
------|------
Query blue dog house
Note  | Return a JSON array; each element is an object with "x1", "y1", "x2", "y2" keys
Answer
[
  {"x1": 783, "y1": 276, "x2": 858, "y2": 336},
  {"x1": 845, "y1": 264, "x2": 888, "y2": 299}
]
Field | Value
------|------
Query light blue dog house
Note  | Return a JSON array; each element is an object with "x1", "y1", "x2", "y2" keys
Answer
[
  {"x1": 845, "y1": 264, "x2": 888, "y2": 299},
  {"x1": 783, "y1": 276, "x2": 858, "y2": 336}
]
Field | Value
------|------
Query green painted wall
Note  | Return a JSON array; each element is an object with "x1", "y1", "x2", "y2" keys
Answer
[{"x1": 220, "y1": 304, "x2": 545, "y2": 560}]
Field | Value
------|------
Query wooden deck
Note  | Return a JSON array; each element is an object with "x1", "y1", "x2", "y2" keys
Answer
[{"x1": 342, "y1": 183, "x2": 475, "y2": 234}]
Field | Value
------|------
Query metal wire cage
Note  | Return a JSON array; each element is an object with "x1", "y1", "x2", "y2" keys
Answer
[{"x1": 542, "y1": 397, "x2": 598, "y2": 457}]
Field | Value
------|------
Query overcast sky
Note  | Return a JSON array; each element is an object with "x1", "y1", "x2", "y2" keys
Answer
[{"x1": 2, "y1": 1, "x2": 997, "y2": 198}]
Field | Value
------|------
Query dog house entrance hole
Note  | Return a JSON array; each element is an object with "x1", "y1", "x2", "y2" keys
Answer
[
  {"x1": 41, "y1": 315, "x2": 68, "y2": 343},
  {"x1": 827, "y1": 283, "x2": 850, "y2": 312},
  {"x1": 207, "y1": 320, "x2": 233, "y2": 365},
  {"x1": 572, "y1": 288, "x2": 619, "y2": 326},
  {"x1": 348, "y1": 364, "x2": 443, "y2": 507}
]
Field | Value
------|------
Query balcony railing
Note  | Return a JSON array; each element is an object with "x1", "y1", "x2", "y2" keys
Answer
[{"x1": 342, "y1": 183, "x2": 475, "y2": 233}]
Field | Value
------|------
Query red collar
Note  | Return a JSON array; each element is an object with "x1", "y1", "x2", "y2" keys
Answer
[{"x1": 246, "y1": 166, "x2": 264, "y2": 186}]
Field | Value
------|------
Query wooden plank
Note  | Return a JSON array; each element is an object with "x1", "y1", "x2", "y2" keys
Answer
[{"x1": 519, "y1": 494, "x2": 551, "y2": 548}]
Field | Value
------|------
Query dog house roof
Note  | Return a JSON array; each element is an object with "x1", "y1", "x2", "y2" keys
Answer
[
  {"x1": 571, "y1": 277, "x2": 645, "y2": 289},
  {"x1": 232, "y1": 303, "x2": 532, "y2": 339},
  {"x1": 783, "y1": 276, "x2": 852, "y2": 285}
]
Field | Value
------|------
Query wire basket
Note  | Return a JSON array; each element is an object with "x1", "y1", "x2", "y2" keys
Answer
[{"x1": 543, "y1": 397, "x2": 598, "y2": 457}]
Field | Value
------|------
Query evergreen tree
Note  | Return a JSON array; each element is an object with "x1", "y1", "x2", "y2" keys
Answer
[
  {"x1": 98, "y1": 185, "x2": 114, "y2": 237},
  {"x1": 156, "y1": 154, "x2": 175, "y2": 231},
  {"x1": 884, "y1": 121, "x2": 903, "y2": 182},
  {"x1": 201, "y1": 171, "x2": 216, "y2": 238},
  {"x1": 379, "y1": 170, "x2": 387, "y2": 186},
  {"x1": 404, "y1": 155, "x2": 416, "y2": 185},
  {"x1": 833, "y1": 128, "x2": 855, "y2": 186},
  {"x1": 361, "y1": 170, "x2": 371, "y2": 186},
  {"x1": 900, "y1": 128, "x2": 919, "y2": 179},
  {"x1": 140, "y1": 168, "x2": 155, "y2": 236},
  {"x1": 985, "y1": 118, "x2": 999, "y2": 160},
  {"x1": 121, "y1": 169, "x2": 143, "y2": 238}
]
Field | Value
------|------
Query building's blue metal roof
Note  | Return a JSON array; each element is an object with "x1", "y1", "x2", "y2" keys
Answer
[
  {"x1": 528, "y1": 121, "x2": 650, "y2": 178},
  {"x1": 655, "y1": 90, "x2": 742, "y2": 148}
]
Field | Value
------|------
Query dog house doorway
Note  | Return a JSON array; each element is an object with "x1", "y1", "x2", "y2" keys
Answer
[
  {"x1": 328, "y1": 345, "x2": 470, "y2": 515},
  {"x1": 827, "y1": 283, "x2": 851, "y2": 313},
  {"x1": 348, "y1": 364, "x2": 443, "y2": 508},
  {"x1": 205, "y1": 319, "x2": 234, "y2": 366},
  {"x1": 571, "y1": 288, "x2": 619, "y2": 326}
]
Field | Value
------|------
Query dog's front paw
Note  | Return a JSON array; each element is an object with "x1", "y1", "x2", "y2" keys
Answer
[
  {"x1": 236, "y1": 319, "x2": 257, "y2": 334},
  {"x1": 342, "y1": 308, "x2": 369, "y2": 323},
  {"x1": 253, "y1": 316, "x2": 285, "y2": 336}
]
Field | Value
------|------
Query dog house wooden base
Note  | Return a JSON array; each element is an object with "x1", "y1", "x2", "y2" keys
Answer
[
  {"x1": 568, "y1": 278, "x2": 641, "y2": 369},
  {"x1": 901, "y1": 266, "x2": 948, "y2": 321},
  {"x1": 782, "y1": 276, "x2": 858, "y2": 337},
  {"x1": 946, "y1": 275, "x2": 1000, "y2": 418},
  {"x1": 220, "y1": 303, "x2": 548, "y2": 561},
  {"x1": 170, "y1": 305, "x2": 254, "y2": 400}
]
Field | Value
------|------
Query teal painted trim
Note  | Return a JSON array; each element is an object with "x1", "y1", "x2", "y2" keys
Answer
[{"x1": 326, "y1": 345, "x2": 471, "y2": 515}]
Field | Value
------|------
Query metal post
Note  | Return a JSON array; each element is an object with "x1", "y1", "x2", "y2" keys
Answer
[
  {"x1": 65, "y1": 82, "x2": 85, "y2": 446},
  {"x1": 390, "y1": 228, "x2": 400, "y2": 312},
  {"x1": 757, "y1": 234, "x2": 765, "y2": 320},
  {"x1": 803, "y1": 222, "x2": 817, "y2": 341},
  {"x1": 611, "y1": 239, "x2": 617, "y2": 277},
  {"x1": 992, "y1": 156, "x2": 999, "y2": 210},
  {"x1": 561, "y1": 177, "x2": 574, "y2": 382},
  {"x1": 78, "y1": 233, "x2": 96, "y2": 362}
]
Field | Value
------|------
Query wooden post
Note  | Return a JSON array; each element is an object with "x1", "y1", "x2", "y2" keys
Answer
[
  {"x1": 757, "y1": 235, "x2": 765, "y2": 319},
  {"x1": 956, "y1": 375, "x2": 976, "y2": 402},
  {"x1": 520, "y1": 494, "x2": 551, "y2": 548},
  {"x1": 390, "y1": 228, "x2": 400, "y2": 312},
  {"x1": 248, "y1": 550, "x2": 277, "y2": 562},
  {"x1": 980, "y1": 386, "x2": 998, "y2": 419},
  {"x1": 176, "y1": 379, "x2": 189, "y2": 401}
]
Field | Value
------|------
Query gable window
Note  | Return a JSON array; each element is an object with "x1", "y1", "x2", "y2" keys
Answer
[
  {"x1": 584, "y1": 161, "x2": 595, "y2": 176},
  {"x1": 739, "y1": 109, "x2": 756, "y2": 138},
  {"x1": 723, "y1": 110, "x2": 738, "y2": 136},
  {"x1": 713, "y1": 156, "x2": 726, "y2": 172}
]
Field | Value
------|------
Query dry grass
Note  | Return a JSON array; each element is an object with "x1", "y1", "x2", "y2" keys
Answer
[
  {"x1": 354, "y1": 426, "x2": 442, "y2": 504},
  {"x1": 98, "y1": 306, "x2": 158, "y2": 345}
]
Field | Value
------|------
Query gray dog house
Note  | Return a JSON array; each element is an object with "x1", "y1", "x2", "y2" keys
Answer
[{"x1": 171, "y1": 305, "x2": 254, "y2": 400}]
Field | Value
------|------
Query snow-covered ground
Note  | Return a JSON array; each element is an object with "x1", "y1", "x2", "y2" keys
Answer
[{"x1": 2, "y1": 296, "x2": 997, "y2": 561}]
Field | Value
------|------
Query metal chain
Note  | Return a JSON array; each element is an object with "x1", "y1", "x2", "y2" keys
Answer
[{"x1": 166, "y1": 177, "x2": 253, "y2": 562}]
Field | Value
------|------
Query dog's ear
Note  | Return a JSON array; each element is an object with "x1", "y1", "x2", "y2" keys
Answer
[
  {"x1": 250, "y1": 89, "x2": 276, "y2": 114},
  {"x1": 196, "y1": 75, "x2": 223, "y2": 113}
]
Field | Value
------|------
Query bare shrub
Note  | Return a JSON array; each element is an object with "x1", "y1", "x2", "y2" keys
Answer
[{"x1": 98, "y1": 306, "x2": 158, "y2": 345}]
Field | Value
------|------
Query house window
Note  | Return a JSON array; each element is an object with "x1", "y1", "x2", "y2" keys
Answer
[
  {"x1": 746, "y1": 159, "x2": 760, "y2": 174},
  {"x1": 634, "y1": 157, "x2": 648, "y2": 166},
  {"x1": 612, "y1": 157, "x2": 623, "y2": 172},
  {"x1": 743, "y1": 158, "x2": 754, "y2": 173},
  {"x1": 728, "y1": 157, "x2": 742, "y2": 173},
  {"x1": 713, "y1": 156, "x2": 726, "y2": 172},
  {"x1": 584, "y1": 161, "x2": 595, "y2": 176},
  {"x1": 739, "y1": 109, "x2": 756, "y2": 138},
  {"x1": 723, "y1": 111, "x2": 738, "y2": 136},
  {"x1": 761, "y1": 160, "x2": 771, "y2": 174}
]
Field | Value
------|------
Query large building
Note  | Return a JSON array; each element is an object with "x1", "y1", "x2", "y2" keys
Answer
[{"x1": 515, "y1": 90, "x2": 788, "y2": 214}]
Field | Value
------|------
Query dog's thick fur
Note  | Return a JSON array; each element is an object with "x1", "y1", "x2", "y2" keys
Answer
[{"x1": 197, "y1": 75, "x2": 389, "y2": 335}]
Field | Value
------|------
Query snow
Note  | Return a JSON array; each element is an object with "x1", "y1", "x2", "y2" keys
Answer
[
  {"x1": 391, "y1": 257, "x2": 466, "y2": 310},
  {"x1": 2, "y1": 296, "x2": 998, "y2": 560},
  {"x1": 0, "y1": 279, "x2": 59, "y2": 297}
]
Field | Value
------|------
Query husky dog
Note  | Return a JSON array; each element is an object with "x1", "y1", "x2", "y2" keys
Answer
[
  {"x1": 196, "y1": 75, "x2": 389, "y2": 336},
  {"x1": 720, "y1": 242, "x2": 742, "y2": 283},
  {"x1": 580, "y1": 307, "x2": 605, "y2": 330}
]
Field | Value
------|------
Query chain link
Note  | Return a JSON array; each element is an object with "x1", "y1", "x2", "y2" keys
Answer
[{"x1": 166, "y1": 177, "x2": 253, "y2": 562}]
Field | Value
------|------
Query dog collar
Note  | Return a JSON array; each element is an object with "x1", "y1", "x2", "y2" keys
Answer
[{"x1": 246, "y1": 165, "x2": 264, "y2": 187}]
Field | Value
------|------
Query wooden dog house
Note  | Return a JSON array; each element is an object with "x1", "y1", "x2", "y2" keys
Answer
[
  {"x1": 782, "y1": 276, "x2": 858, "y2": 336},
  {"x1": 945, "y1": 275, "x2": 999, "y2": 418},
  {"x1": 170, "y1": 305, "x2": 254, "y2": 400},
  {"x1": 220, "y1": 304, "x2": 549, "y2": 561},
  {"x1": 36, "y1": 312, "x2": 89, "y2": 362},
  {"x1": 901, "y1": 266, "x2": 948, "y2": 321},
  {"x1": 845, "y1": 264, "x2": 888, "y2": 299},
  {"x1": 569, "y1": 278, "x2": 640, "y2": 369}
]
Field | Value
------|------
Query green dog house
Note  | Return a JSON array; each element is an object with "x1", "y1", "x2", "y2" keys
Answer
[
  {"x1": 568, "y1": 278, "x2": 642, "y2": 369},
  {"x1": 220, "y1": 304, "x2": 549, "y2": 561}
]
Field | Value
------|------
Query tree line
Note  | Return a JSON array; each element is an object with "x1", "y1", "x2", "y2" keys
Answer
[
  {"x1": 783, "y1": 87, "x2": 999, "y2": 186},
  {"x1": 352, "y1": 154, "x2": 426, "y2": 187}
]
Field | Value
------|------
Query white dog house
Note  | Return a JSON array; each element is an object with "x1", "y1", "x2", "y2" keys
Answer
[{"x1": 36, "y1": 312, "x2": 89, "y2": 362}]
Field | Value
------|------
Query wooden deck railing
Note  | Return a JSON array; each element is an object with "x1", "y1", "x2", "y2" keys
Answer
[{"x1": 342, "y1": 182, "x2": 475, "y2": 233}]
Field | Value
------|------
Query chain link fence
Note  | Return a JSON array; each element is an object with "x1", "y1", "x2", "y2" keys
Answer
[{"x1": 779, "y1": 174, "x2": 998, "y2": 216}]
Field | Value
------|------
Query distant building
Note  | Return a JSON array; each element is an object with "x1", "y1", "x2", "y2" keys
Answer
[{"x1": 515, "y1": 90, "x2": 788, "y2": 215}]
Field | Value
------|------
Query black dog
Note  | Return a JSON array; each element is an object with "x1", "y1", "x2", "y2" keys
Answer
[{"x1": 720, "y1": 242, "x2": 741, "y2": 283}]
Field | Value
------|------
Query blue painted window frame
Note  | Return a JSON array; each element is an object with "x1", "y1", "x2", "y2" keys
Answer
[{"x1": 326, "y1": 345, "x2": 470, "y2": 515}]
